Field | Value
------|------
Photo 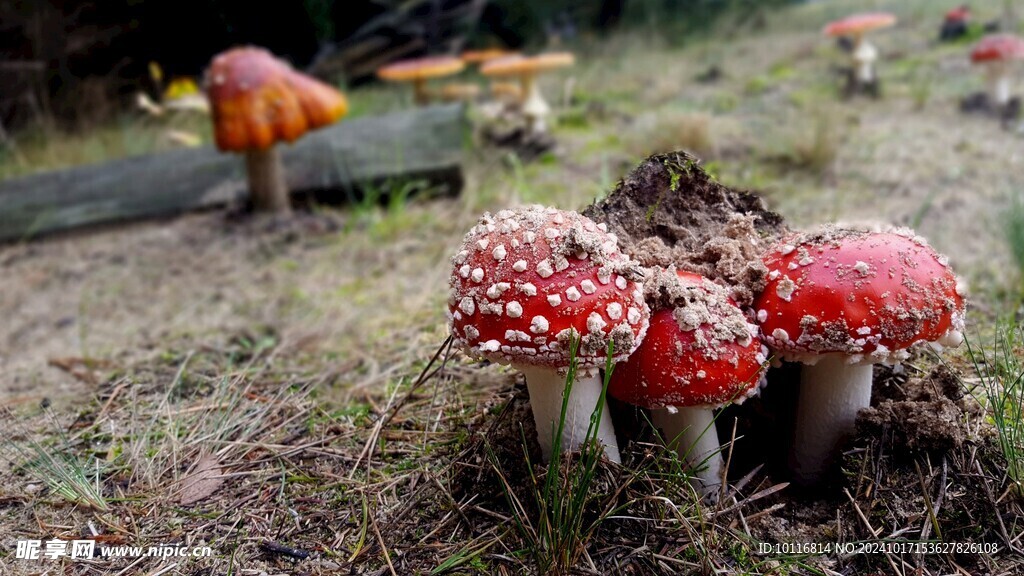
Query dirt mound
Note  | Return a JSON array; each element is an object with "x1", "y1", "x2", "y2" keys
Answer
[
  {"x1": 857, "y1": 364, "x2": 983, "y2": 455},
  {"x1": 582, "y1": 151, "x2": 787, "y2": 306}
]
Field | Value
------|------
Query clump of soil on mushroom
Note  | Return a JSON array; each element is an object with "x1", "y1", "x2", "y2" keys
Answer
[{"x1": 582, "y1": 151, "x2": 787, "y2": 306}]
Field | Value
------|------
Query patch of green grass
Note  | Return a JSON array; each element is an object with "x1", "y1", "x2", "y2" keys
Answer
[
  {"x1": 491, "y1": 338, "x2": 618, "y2": 574},
  {"x1": 344, "y1": 177, "x2": 439, "y2": 240},
  {"x1": 1006, "y1": 191, "x2": 1024, "y2": 297},
  {"x1": 965, "y1": 325, "x2": 1024, "y2": 496},
  {"x1": 2, "y1": 404, "x2": 109, "y2": 511}
]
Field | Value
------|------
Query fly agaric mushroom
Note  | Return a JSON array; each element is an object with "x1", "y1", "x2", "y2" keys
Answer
[
  {"x1": 376, "y1": 56, "x2": 465, "y2": 106},
  {"x1": 754, "y1": 227, "x2": 966, "y2": 485},
  {"x1": 823, "y1": 12, "x2": 897, "y2": 89},
  {"x1": 205, "y1": 46, "x2": 348, "y2": 213},
  {"x1": 609, "y1": 268, "x2": 765, "y2": 496},
  {"x1": 481, "y1": 52, "x2": 575, "y2": 135},
  {"x1": 448, "y1": 205, "x2": 650, "y2": 463},
  {"x1": 970, "y1": 34, "x2": 1024, "y2": 108}
]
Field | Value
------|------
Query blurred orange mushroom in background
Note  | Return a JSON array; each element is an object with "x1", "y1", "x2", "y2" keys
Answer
[
  {"x1": 460, "y1": 48, "x2": 512, "y2": 66},
  {"x1": 376, "y1": 56, "x2": 465, "y2": 105},
  {"x1": 205, "y1": 46, "x2": 348, "y2": 213},
  {"x1": 823, "y1": 12, "x2": 896, "y2": 91},
  {"x1": 480, "y1": 52, "x2": 574, "y2": 135}
]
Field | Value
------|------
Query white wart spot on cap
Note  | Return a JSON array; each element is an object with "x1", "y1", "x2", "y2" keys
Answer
[
  {"x1": 627, "y1": 307, "x2": 641, "y2": 325},
  {"x1": 615, "y1": 276, "x2": 628, "y2": 290},
  {"x1": 587, "y1": 312, "x2": 607, "y2": 333},
  {"x1": 566, "y1": 287, "x2": 581, "y2": 302},
  {"x1": 505, "y1": 329, "x2": 531, "y2": 342},
  {"x1": 471, "y1": 268, "x2": 484, "y2": 283},
  {"x1": 520, "y1": 283, "x2": 537, "y2": 296},
  {"x1": 492, "y1": 245, "x2": 507, "y2": 261},
  {"x1": 486, "y1": 283, "x2": 511, "y2": 299},
  {"x1": 476, "y1": 239, "x2": 489, "y2": 251},
  {"x1": 506, "y1": 301, "x2": 523, "y2": 318},
  {"x1": 776, "y1": 276, "x2": 796, "y2": 302},
  {"x1": 530, "y1": 316, "x2": 550, "y2": 334},
  {"x1": 479, "y1": 340, "x2": 501, "y2": 352},
  {"x1": 606, "y1": 303, "x2": 623, "y2": 320},
  {"x1": 580, "y1": 280, "x2": 597, "y2": 295},
  {"x1": 547, "y1": 294, "x2": 562, "y2": 307},
  {"x1": 459, "y1": 297, "x2": 476, "y2": 316},
  {"x1": 536, "y1": 260, "x2": 554, "y2": 278},
  {"x1": 513, "y1": 259, "x2": 528, "y2": 272}
]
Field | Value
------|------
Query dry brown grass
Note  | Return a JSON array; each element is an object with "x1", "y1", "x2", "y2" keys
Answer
[{"x1": 625, "y1": 112, "x2": 717, "y2": 160}]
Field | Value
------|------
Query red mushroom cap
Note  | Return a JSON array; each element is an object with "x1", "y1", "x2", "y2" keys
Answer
[
  {"x1": 205, "y1": 46, "x2": 348, "y2": 151},
  {"x1": 448, "y1": 205, "x2": 650, "y2": 370},
  {"x1": 754, "y1": 227, "x2": 966, "y2": 365},
  {"x1": 945, "y1": 6, "x2": 970, "y2": 23},
  {"x1": 608, "y1": 268, "x2": 766, "y2": 409},
  {"x1": 823, "y1": 12, "x2": 897, "y2": 37},
  {"x1": 970, "y1": 34, "x2": 1024, "y2": 64}
]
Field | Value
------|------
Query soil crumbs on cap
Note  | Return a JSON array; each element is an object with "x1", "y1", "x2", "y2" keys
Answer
[{"x1": 583, "y1": 151, "x2": 787, "y2": 307}]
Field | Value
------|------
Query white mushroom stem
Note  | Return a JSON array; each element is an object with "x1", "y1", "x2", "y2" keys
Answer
[
  {"x1": 520, "y1": 73, "x2": 551, "y2": 135},
  {"x1": 790, "y1": 356, "x2": 873, "y2": 486},
  {"x1": 852, "y1": 37, "x2": 878, "y2": 83},
  {"x1": 650, "y1": 406, "x2": 723, "y2": 498},
  {"x1": 521, "y1": 365, "x2": 621, "y2": 464},
  {"x1": 984, "y1": 61, "x2": 1012, "y2": 106},
  {"x1": 245, "y1": 147, "x2": 290, "y2": 213}
]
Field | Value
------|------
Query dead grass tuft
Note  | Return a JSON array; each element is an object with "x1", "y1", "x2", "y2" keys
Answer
[
  {"x1": 626, "y1": 112, "x2": 717, "y2": 160},
  {"x1": 762, "y1": 107, "x2": 841, "y2": 179}
]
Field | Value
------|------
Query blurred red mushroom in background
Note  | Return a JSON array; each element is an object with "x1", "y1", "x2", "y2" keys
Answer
[
  {"x1": 940, "y1": 5, "x2": 971, "y2": 42},
  {"x1": 970, "y1": 34, "x2": 1024, "y2": 109},
  {"x1": 205, "y1": 46, "x2": 349, "y2": 213}
]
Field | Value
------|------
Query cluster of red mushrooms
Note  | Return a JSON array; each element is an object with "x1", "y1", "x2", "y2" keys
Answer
[
  {"x1": 825, "y1": 10, "x2": 1024, "y2": 112},
  {"x1": 447, "y1": 205, "x2": 966, "y2": 498}
]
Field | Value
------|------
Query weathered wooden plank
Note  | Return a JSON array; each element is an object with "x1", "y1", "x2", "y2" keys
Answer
[{"x1": 0, "y1": 104, "x2": 466, "y2": 242}]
